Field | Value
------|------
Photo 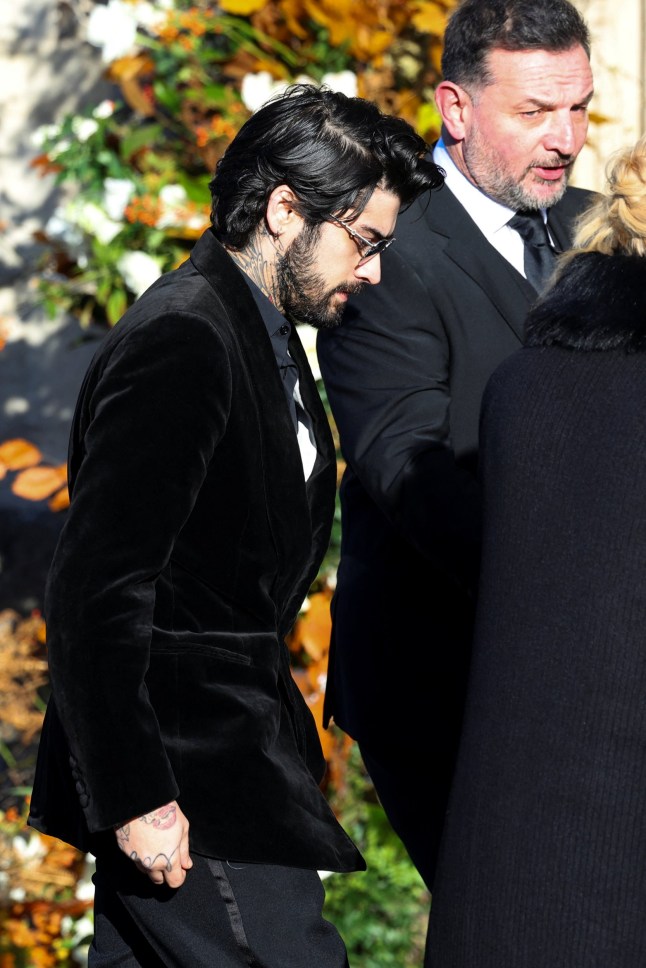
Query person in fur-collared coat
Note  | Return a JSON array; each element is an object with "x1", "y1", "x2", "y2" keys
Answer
[{"x1": 426, "y1": 135, "x2": 646, "y2": 968}]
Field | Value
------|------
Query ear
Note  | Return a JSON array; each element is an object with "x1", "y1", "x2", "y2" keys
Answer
[
  {"x1": 435, "y1": 80, "x2": 473, "y2": 142},
  {"x1": 265, "y1": 184, "x2": 304, "y2": 243}
]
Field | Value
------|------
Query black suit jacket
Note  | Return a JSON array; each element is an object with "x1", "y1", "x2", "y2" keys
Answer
[
  {"x1": 28, "y1": 228, "x2": 364, "y2": 874},
  {"x1": 316, "y1": 181, "x2": 593, "y2": 761}
]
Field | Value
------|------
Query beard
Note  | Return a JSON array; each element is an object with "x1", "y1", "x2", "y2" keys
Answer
[
  {"x1": 276, "y1": 222, "x2": 364, "y2": 329},
  {"x1": 463, "y1": 126, "x2": 575, "y2": 211}
]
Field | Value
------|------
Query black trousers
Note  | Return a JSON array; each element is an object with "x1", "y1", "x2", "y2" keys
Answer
[{"x1": 90, "y1": 849, "x2": 350, "y2": 967}]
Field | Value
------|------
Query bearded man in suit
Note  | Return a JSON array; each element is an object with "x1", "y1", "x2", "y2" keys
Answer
[
  {"x1": 27, "y1": 84, "x2": 442, "y2": 967},
  {"x1": 317, "y1": 0, "x2": 595, "y2": 897}
]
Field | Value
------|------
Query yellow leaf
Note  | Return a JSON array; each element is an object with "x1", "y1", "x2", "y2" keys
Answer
[
  {"x1": 411, "y1": 2, "x2": 447, "y2": 35},
  {"x1": 12, "y1": 465, "x2": 67, "y2": 502},
  {"x1": 0, "y1": 439, "x2": 42, "y2": 470},
  {"x1": 278, "y1": 0, "x2": 310, "y2": 39},
  {"x1": 220, "y1": 0, "x2": 266, "y2": 14}
]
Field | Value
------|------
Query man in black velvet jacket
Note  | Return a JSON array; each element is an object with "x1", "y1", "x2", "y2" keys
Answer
[
  {"x1": 28, "y1": 85, "x2": 442, "y2": 966},
  {"x1": 317, "y1": 0, "x2": 595, "y2": 901}
]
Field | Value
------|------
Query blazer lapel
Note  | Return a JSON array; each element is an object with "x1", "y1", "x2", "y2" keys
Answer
[
  {"x1": 190, "y1": 230, "x2": 317, "y2": 620},
  {"x1": 285, "y1": 329, "x2": 337, "y2": 619},
  {"x1": 422, "y1": 187, "x2": 535, "y2": 341}
]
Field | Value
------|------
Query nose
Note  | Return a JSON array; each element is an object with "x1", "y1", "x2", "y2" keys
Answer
[
  {"x1": 356, "y1": 255, "x2": 381, "y2": 285},
  {"x1": 545, "y1": 110, "x2": 577, "y2": 156}
]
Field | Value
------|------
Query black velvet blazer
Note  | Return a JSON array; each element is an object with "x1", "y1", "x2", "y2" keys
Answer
[{"x1": 28, "y1": 228, "x2": 364, "y2": 874}]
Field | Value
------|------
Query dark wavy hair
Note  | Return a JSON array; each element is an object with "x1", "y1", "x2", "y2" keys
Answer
[
  {"x1": 442, "y1": 0, "x2": 591, "y2": 90},
  {"x1": 209, "y1": 84, "x2": 443, "y2": 249}
]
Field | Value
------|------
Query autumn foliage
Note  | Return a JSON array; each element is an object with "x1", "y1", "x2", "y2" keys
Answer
[{"x1": 0, "y1": 441, "x2": 68, "y2": 512}]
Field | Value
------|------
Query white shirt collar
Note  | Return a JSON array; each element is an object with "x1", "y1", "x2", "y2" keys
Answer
[
  {"x1": 433, "y1": 138, "x2": 514, "y2": 237},
  {"x1": 432, "y1": 138, "x2": 550, "y2": 277}
]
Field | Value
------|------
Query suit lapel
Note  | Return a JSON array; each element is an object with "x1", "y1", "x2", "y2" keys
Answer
[
  {"x1": 281, "y1": 329, "x2": 337, "y2": 634},
  {"x1": 190, "y1": 230, "x2": 319, "y2": 620},
  {"x1": 422, "y1": 187, "x2": 534, "y2": 340}
]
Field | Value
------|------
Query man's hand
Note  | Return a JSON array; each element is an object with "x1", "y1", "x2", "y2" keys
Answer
[{"x1": 114, "y1": 801, "x2": 193, "y2": 887}]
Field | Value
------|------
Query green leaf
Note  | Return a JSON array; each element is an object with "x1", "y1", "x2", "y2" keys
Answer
[
  {"x1": 121, "y1": 124, "x2": 163, "y2": 161},
  {"x1": 106, "y1": 288, "x2": 128, "y2": 325},
  {"x1": 176, "y1": 172, "x2": 212, "y2": 202},
  {"x1": 153, "y1": 81, "x2": 182, "y2": 114}
]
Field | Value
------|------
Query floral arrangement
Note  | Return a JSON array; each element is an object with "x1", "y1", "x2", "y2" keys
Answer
[{"x1": 31, "y1": 0, "x2": 450, "y2": 325}]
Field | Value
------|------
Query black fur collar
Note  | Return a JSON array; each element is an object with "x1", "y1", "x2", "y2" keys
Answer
[{"x1": 525, "y1": 251, "x2": 646, "y2": 352}]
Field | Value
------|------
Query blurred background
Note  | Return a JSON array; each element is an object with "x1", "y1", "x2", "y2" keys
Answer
[{"x1": 0, "y1": 0, "x2": 644, "y2": 963}]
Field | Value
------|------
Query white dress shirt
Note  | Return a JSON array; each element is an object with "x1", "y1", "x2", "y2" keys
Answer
[{"x1": 433, "y1": 139, "x2": 552, "y2": 279}]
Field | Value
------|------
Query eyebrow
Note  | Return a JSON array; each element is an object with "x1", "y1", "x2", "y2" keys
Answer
[
  {"x1": 357, "y1": 222, "x2": 394, "y2": 242},
  {"x1": 519, "y1": 89, "x2": 594, "y2": 111}
]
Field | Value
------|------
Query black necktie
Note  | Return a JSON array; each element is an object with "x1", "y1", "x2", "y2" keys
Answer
[
  {"x1": 508, "y1": 210, "x2": 558, "y2": 293},
  {"x1": 281, "y1": 354, "x2": 299, "y2": 432}
]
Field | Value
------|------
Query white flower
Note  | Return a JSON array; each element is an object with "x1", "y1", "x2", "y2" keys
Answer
[
  {"x1": 44, "y1": 208, "x2": 85, "y2": 249},
  {"x1": 93, "y1": 99, "x2": 116, "y2": 120},
  {"x1": 241, "y1": 72, "x2": 280, "y2": 113},
  {"x1": 86, "y1": 0, "x2": 138, "y2": 62},
  {"x1": 159, "y1": 184, "x2": 187, "y2": 207},
  {"x1": 155, "y1": 184, "x2": 189, "y2": 229},
  {"x1": 62, "y1": 907, "x2": 94, "y2": 967},
  {"x1": 117, "y1": 250, "x2": 163, "y2": 297},
  {"x1": 72, "y1": 117, "x2": 99, "y2": 142},
  {"x1": 48, "y1": 137, "x2": 72, "y2": 159},
  {"x1": 31, "y1": 123, "x2": 61, "y2": 148},
  {"x1": 48, "y1": 198, "x2": 123, "y2": 246},
  {"x1": 66, "y1": 914, "x2": 94, "y2": 946},
  {"x1": 75, "y1": 853, "x2": 96, "y2": 902},
  {"x1": 241, "y1": 72, "x2": 317, "y2": 113},
  {"x1": 156, "y1": 184, "x2": 209, "y2": 232},
  {"x1": 73, "y1": 200, "x2": 124, "y2": 245},
  {"x1": 12, "y1": 832, "x2": 47, "y2": 861},
  {"x1": 321, "y1": 70, "x2": 358, "y2": 98},
  {"x1": 241, "y1": 71, "x2": 357, "y2": 113},
  {"x1": 87, "y1": 0, "x2": 172, "y2": 61},
  {"x1": 103, "y1": 178, "x2": 136, "y2": 221},
  {"x1": 296, "y1": 323, "x2": 321, "y2": 381},
  {"x1": 293, "y1": 73, "x2": 318, "y2": 86},
  {"x1": 133, "y1": 0, "x2": 173, "y2": 30}
]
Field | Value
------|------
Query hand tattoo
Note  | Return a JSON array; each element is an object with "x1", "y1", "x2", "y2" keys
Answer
[{"x1": 138, "y1": 803, "x2": 177, "y2": 830}]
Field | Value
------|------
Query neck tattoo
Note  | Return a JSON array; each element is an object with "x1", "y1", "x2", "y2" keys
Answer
[{"x1": 228, "y1": 231, "x2": 282, "y2": 308}]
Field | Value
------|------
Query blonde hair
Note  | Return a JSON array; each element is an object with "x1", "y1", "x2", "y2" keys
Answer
[{"x1": 567, "y1": 134, "x2": 646, "y2": 260}]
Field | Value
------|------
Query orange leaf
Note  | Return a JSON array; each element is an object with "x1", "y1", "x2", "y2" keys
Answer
[
  {"x1": 120, "y1": 77, "x2": 156, "y2": 118},
  {"x1": 294, "y1": 591, "x2": 332, "y2": 662},
  {"x1": 48, "y1": 484, "x2": 70, "y2": 512},
  {"x1": 0, "y1": 438, "x2": 42, "y2": 470},
  {"x1": 108, "y1": 53, "x2": 155, "y2": 82},
  {"x1": 12, "y1": 465, "x2": 67, "y2": 502}
]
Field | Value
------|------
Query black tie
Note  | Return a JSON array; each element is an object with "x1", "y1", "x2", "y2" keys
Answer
[{"x1": 508, "y1": 210, "x2": 558, "y2": 293}]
